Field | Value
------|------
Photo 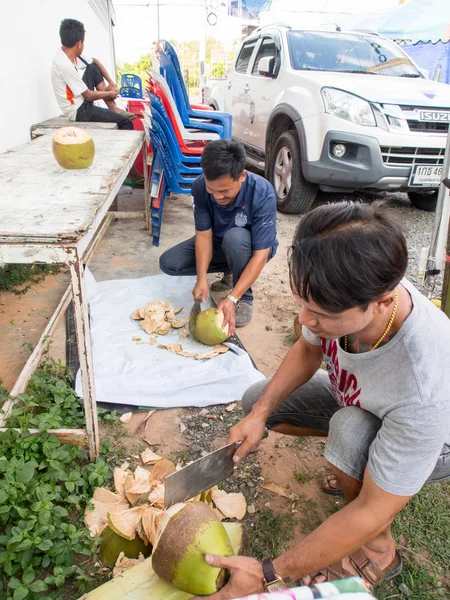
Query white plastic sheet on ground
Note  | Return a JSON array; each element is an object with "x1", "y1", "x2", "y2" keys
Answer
[{"x1": 75, "y1": 271, "x2": 264, "y2": 408}]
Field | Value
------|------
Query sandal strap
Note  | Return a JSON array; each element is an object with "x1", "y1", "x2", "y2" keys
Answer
[{"x1": 348, "y1": 548, "x2": 385, "y2": 586}]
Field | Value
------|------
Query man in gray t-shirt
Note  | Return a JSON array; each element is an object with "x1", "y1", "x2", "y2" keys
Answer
[{"x1": 198, "y1": 202, "x2": 450, "y2": 598}]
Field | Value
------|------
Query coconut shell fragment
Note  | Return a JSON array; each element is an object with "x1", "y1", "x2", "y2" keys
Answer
[
  {"x1": 85, "y1": 496, "x2": 129, "y2": 536},
  {"x1": 114, "y1": 463, "x2": 132, "y2": 498},
  {"x1": 150, "y1": 458, "x2": 176, "y2": 484},
  {"x1": 124, "y1": 467, "x2": 152, "y2": 505},
  {"x1": 141, "y1": 448, "x2": 163, "y2": 465}
]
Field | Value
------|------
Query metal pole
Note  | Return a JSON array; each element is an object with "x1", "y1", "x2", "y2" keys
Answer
[
  {"x1": 157, "y1": 0, "x2": 160, "y2": 41},
  {"x1": 423, "y1": 132, "x2": 450, "y2": 292}
]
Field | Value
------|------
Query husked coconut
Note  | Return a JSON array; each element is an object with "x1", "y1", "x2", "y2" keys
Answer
[
  {"x1": 152, "y1": 502, "x2": 233, "y2": 595},
  {"x1": 52, "y1": 126, "x2": 95, "y2": 169},
  {"x1": 193, "y1": 308, "x2": 229, "y2": 346}
]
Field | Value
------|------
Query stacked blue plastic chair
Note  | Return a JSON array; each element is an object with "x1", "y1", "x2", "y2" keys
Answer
[
  {"x1": 144, "y1": 42, "x2": 232, "y2": 246},
  {"x1": 120, "y1": 73, "x2": 144, "y2": 99}
]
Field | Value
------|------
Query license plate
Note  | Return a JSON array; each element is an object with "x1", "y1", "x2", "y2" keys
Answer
[
  {"x1": 409, "y1": 164, "x2": 443, "y2": 187},
  {"x1": 418, "y1": 110, "x2": 450, "y2": 122}
]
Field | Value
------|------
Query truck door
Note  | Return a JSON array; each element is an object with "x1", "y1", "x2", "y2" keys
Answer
[
  {"x1": 225, "y1": 38, "x2": 259, "y2": 142},
  {"x1": 241, "y1": 35, "x2": 281, "y2": 152}
]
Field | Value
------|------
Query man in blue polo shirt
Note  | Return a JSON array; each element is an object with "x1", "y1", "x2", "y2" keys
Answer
[{"x1": 159, "y1": 140, "x2": 278, "y2": 332}]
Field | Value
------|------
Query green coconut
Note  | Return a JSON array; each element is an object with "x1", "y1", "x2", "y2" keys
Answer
[
  {"x1": 99, "y1": 526, "x2": 151, "y2": 567},
  {"x1": 193, "y1": 308, "x2": 229, "y2": 346},
  {"x1": 52, "y1": 126, "x2": 95, "y2": 169},
  {"x1": 151, "y1": 502, "x2": 233, "y2": 596}
]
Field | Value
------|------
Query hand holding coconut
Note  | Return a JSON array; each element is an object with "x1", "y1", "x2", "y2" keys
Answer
[
  {"x1": 192, "y1": 555, "x2": 264, "y2": 600},
  {"x1": 216, "y1": 297, "x2": 236, "y2": 336}
]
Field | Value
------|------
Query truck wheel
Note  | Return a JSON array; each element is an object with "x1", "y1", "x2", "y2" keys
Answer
[
  {"x1": 269, "y1": 130, "x2": 317, "y2": 214},
  {"x1": 408, "y1": 190, "x2": 437, "y2": 212}
]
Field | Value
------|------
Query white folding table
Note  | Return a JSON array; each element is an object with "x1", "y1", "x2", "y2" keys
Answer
[{"x1": 0, "y1": 129, "x2": 147, "y2": 459}]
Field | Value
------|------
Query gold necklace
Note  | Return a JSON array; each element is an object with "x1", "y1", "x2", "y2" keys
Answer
[{"x1": 344, "y1": 288, "x2": 399, "y2": 352}]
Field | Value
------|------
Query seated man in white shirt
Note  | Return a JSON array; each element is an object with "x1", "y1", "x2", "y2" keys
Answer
[{"x1": 51, "y1": 18, "x2": 133, "y2": 130}]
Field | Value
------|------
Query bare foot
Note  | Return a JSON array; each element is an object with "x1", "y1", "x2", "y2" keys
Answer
[
  {"x1": 301, "y1": 543, "x2": 397, "y2": 586},
  {"x1": 323, "y1": 472, "x2": 340, "y2": 492}
]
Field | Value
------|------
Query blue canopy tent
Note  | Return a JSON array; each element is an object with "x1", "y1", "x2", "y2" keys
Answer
[{"x1": 370, "y1": 0, "x2": 450, "y2": 83}]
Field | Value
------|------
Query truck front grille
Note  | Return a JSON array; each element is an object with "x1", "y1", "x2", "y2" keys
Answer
[
  {"x1": 406, "y1": 120, "x2": 449, "y2": 133},
  {"x1": 380, "y1": 146, "x2": 445, "y2": 166}
]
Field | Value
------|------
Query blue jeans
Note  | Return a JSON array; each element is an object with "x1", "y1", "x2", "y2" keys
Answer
[{"x1": 159, "y1": 227, "x2": 275, "y2": 304}]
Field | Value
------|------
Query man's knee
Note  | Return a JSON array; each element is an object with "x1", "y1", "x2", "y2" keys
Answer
[
  {"x1": 222, "y1": 227, "x2": 252, "y2": 253},
  {"x1": 117, "y1": 117, "x2": 134, "y2": 130},
  {"x1": 159, "y1": 249, "x2": 176, "y2": 275},
  {"x1": 241, "y1": 379, "x2": 269, "y2": 416},
  {"x1": 326, "y1": 407, "x2": 381, "y2": 479}
]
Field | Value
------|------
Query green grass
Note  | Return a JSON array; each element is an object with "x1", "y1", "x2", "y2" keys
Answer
[
  {"x1": 248, "y1": 511, "x2": 296, "y2": 560},
  {"x1": 376, "y1": 481, "x2": 450, "y2": 599},
  {"x1": 295, "y1": 471, "x2": 315, "y2": 483},
  {"x1": 0, "y1": 264, "x2": 62, "y2": 295}
]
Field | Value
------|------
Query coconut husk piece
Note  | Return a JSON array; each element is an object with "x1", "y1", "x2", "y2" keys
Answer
[
  {"x1": 120, "y1": 412, "x2": 133, "y2": 424},
  {"x1": 263, "y1": 482, "x2": 299, "y2": 501},
  {"x1": 149, "y1": 337, "x2": 157, "y2": 345},
  {"x1": 176, "y1": 350, "x2": 198, "y2": 358},
  {"x1": 162, "y1": 343, "x2": 182, "y2": 353},
  {"x1": 148, "y1": 483, "x2": 165, "y2": 508},
  {"x1": 93, "y1": 487, "x2": 128, "y2": 505},
  {"x1": 156, "y1": 321, "x2": 171, "y2": 335},
  {"x1": 85, "y1": 497, "x2": 129, "y2": 536},
  {"x1": 225, "y1": 402, "x2": 237, "y2": 412},
  {"x1": 124, "y1": 467, "x2": 152, "y2": 505},
  {"x1": 107, "y1": 505, "x2": 147, "y2": 541},
  {"x1": 195, "y1": 350, "x2": 219, "y2": 360},
  {"x1": 141, "y1": 318, "x2": 157, "y2": 335},
  {"x1": 214, "y1": 344, "x2": 229, "y2": 354},
  {"x1": 141, "y1": 448, "x2": 163, "y2": 465},
  {"x1": 179, "y1": 327, "x2": 189, "y2": 339},
  {"x1": 138, "y1": 308, "x2": 146, "y2": 319},
  {"x1": 141, "y1": 505, "x2": 163, "y2": 546},
  {"x1": 130, "y1": 310, "x2": 142, "y2": 320},
  {"x1": 171, "y1": 315, "x2": 189, "y2": 328},
  {"x1": 112, "y1": 552, "x2": 145, "y2": 578},
  {"x1": 149, "y1": 458, "x2": 176, "y2": 485},
  {"x1": 114, "y1": 463, "x2": 132, "y2": 498},
  {"x1": 211, "y1": 490, "x2": 247, "y2": 520}
]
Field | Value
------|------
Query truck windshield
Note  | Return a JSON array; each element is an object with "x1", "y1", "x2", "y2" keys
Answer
[{"x1": 287, "y1": 31, "x2": 421, "y2": 77}]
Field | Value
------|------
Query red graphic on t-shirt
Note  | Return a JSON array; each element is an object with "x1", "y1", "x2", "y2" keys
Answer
[{"x1": 320, "y1": 338, "x2": 361, "y2": 407}]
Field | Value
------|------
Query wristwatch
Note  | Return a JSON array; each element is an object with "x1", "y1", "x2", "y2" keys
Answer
[
  {"x1": 262, "y1": 557, "x2": 286, "y2": 592},
  {"x1": 226, "y1": 294, "x2": 239, "y2": 304}
]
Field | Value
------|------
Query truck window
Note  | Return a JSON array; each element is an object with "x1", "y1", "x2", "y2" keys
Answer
[
  {"x1": 235, "y1": 40, "x2": 258, "y2": 74},
  {"x1": 287, "y1": 31, "x2": 420, "y2": 77},
  {"x1": 251, "y1": 37, "x2": 278, "y2": 76}
]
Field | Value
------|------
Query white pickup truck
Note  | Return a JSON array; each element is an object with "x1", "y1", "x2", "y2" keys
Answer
[{"x1": 205, "y1": 25, "x2": 450, "y2": 213}]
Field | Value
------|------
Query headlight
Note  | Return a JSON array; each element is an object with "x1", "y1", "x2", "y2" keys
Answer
[{"x1": 321, "y1": 88, "x2": 376, "y2": 127}]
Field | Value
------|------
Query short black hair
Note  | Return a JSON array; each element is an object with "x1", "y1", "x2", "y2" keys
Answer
[
  {"x1": 289, "y1": 201, "x2": 408, "y2": 313},
  {"x1": 60, "y1": 19, "x2": 85, "y2": 47},
  {"x1": 200, "y1": 140, "x2": 246, "y2": 181}
]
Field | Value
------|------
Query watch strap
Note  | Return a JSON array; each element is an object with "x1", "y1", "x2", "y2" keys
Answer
[
  {"x1": 226, "y1": 294, "x2": 239, "y2": 304},
  {"x1": 262, "y1": 557, "x2": 277, "y2": 584}
]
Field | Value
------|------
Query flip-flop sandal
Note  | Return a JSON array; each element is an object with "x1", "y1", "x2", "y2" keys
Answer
[
  {"x1": 123, "y1": 177, "x2": 145, "y2": 189},
  {"x1": 321, "y1": 472, "x2": 344, "y2": 496},
  {"x1": 313, "y1": 548, "x2": 403, "y2": 589},
  {"x1": 123, "y1": 111, "x2": 138, "y2": 120}
]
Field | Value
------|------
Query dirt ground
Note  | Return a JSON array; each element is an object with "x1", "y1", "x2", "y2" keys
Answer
[{"x1": 0, "y1": 184, "x2": 438, "y2": 559}]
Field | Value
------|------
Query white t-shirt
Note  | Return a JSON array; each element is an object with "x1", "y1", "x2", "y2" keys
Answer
[
  {"x1": 303, "y1": 279, "x2": 450, "y2": 496},
  {"x1": 51, "y1": 48, "x2": 88, "y2": 120}
]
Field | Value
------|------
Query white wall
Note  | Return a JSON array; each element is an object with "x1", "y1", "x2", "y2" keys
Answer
[{"x1": 0, "y1": 0, "x2": 115, "y2": 153}]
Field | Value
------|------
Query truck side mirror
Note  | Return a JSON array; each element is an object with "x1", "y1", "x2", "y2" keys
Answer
[{"x1": 258, "y1": 56, "x2": 276, "y2": 77}]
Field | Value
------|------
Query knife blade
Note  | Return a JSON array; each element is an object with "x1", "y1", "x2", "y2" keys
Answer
[
  {"x1": 188, "y1": 296, "x2": 202, "y2": 336},
  {"x1": 164, "y1": 441, "x2": 241, "y2": 508}
]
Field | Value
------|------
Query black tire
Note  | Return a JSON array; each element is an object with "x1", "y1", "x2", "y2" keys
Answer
[
  {"x1": 269, "y1": 130, "x2": 318, "y2": 214},
  {"x1": 408, "y1": 189, "x2": 437, "y2": 212}
]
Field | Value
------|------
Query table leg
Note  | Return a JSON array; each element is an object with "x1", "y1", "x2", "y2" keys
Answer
[
  {"x1": 68, "y1": 252, "x2": 100, "y2": 460},
  {"x1": 143, "y1": 138, "x2": 150, "y2": 231}
]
